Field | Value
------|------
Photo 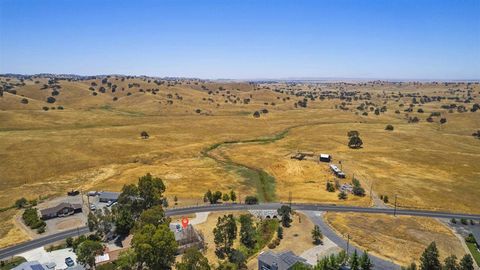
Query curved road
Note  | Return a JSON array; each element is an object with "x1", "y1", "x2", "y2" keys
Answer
[{"x1": 1, "y1": 202, "x2": 479, "y2": 265}]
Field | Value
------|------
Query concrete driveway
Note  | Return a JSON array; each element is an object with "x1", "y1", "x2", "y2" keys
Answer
[{"x1": 18, "y1": 247, "x2": 84, "y2": 270}]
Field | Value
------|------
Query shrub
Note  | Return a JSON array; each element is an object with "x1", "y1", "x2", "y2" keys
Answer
[
  {"x1": 253, "y1": 111, "x2": 260, "y2": 118},
  {"x1": 46, "y1": 96, "x2": 56, "y2": 103},
  {"x1": 383, "y1": 195, "x2": 389, "y2": 203},
  {"x1": 245, "y1": 196, "x2": 259, "y2": 205},
  {"x1": 15, "y1": 198, "x2": 28, "y2": 209},
  {"x1": 451, "y1": 218, "x2": 457, "y2": 224},
  {"x1": 42, "y1": 106, "x2": 49, "y2": 111},
  {"x1": 461, "y1": 218, "x2": 468, "y2": 225},
  {"x1": 20, "y1": 98, "x2": 28, "y2": 104},
  {"x1": 385, "y1": 124, "x2": 394, "y2": 131}
]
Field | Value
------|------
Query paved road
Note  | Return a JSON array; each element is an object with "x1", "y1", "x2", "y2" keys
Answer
[
  {"x1": 303, "y1": 211, "x2": 399, "y2": 270},
  {"x1": 1, "y1": 203, "x2": 479, "y2": 260}
]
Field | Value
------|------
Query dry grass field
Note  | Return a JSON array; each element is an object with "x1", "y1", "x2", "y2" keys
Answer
[
  {"x1": 0, "y1": 76, "x2": 479, "y2": 248},
  {"x1": 324, "y1": 212, "x2": 467, "y2": 266}
]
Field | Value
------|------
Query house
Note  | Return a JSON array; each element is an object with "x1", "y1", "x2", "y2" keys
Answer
[
  {"x1": 319, "y1": 154, "x2": 331, "y2": 162},
  {"x1": 40, "y1": 203, "x2": 82, "y2": 220},
  {"x1": 329, "y1": 164, "x2": 346, "y2": 178},
  {"x1": 98, "y1": 192, "x2": 120, "y2": 203},
  {"x1": 12, "y1": 261, "x2": 55, "y2": 270},
  {"x1": 258, "y1": 251, "x2": 310, "y2": 270}
]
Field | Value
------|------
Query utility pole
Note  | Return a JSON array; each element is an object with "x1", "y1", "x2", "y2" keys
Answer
[
  {"x1": 346, "y1": 234, "x2": 351, "y2": 259},
  {"x1": 288, "y1": 191, "x2": 292, "y2": 208},
  {"x1": 394, "y1": 194, "x2": 398, "y2": 217}
]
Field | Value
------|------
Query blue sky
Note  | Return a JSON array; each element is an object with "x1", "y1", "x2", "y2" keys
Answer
[{"x1": 0, "y1": 0, "x2": 479, "y2": 79}]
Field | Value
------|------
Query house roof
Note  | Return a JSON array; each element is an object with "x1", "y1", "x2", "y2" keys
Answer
[
  {"x1": 40, "y1": 203, "x2": 82, "y2": 216},
  {"x1": 258, "y1": 251, "x2": 308, "y2": 269},
  {"x1": 99, "y1": 192, "x2": 120, "y2": 201},
  {"x1": 12, "y1": 261, "x2": 54, "y2": 270},
  {"x1": 320, "y1": 154, "x2": 331, "y2": 158}
]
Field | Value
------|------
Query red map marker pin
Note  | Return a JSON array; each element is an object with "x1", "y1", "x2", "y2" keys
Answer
[{"x1": 181, "y1": 217, "x2": 189, "y2": 229}]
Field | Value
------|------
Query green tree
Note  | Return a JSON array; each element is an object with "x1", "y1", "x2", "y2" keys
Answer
[
  {"x1": 15, "y1": 198, "x2": 28, "y2": 208},
  {"x1": 138, "y1": 173, "x2": 166, "y2": 209},
  {"x1": 359, "y1": 250, "x2": 373, "y2": 270},
  {"x1": 420, "y1": 242, "x2": 441, "y2": 270},
  {"x1": 311, "y1": 225, "x2": 323, "y2": 245},
  {"x1": 213, "y1": 214, "x2": 237, "y2": 257},
  {"x1": 348, "y1": 135, "x2": 363, "y2": 149},
  {"x1": 230, "y1": 190, "x2": 237, "y2": 202},
  {"x1": 239, "y1": 214, "x2": 256, "y2": 249},
  {"x1": 76, "y1": 240, "x2": 104, "y2": 269},
  {"x1": 115, "y1": 207, "x2": 134, "y2": 236},
  {"x1": 401, "y1": 263, "x2": 417, "y2": 270},
  {"x1": 459, "y1": 254, "x2": 474, "y2": 270},
  {"x1": 132, "y1": 224, "x2": 178, "y2": 269},
  {"x1": 137, "y1": 205, "x2": 169, "y2": 228},
  {"x1": 350, "y1": 250, "x2": 359, "y2": 270},
  {"x1": 277, "y1": 226, "x2": 283, "y2": 239},
  {"x1": 277, "y1": 205, "x2": 293, "y2": 227},
  {"x1": 222, "y1": 193, "x2": 230, "y2": 202},
  {"x1": 444, "y1": 255, "x2": 459, "y2": 270},
  {"x1": 338, "y1": 191, "x2": 348, "y2": 200},
  {"x1": 115, "y1": 249, "x2": 137, "y2": 270},
  {"x1": 176, "y1": 247, "x2": 211, "y2": 270}
]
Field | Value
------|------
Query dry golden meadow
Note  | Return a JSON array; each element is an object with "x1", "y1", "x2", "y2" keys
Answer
[{"x1": 1, "y1": 76, "x2": 479, "y2": 261}]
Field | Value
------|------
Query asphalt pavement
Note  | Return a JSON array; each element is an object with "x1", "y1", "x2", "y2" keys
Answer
[{"x1": 1, "y1": 202, "x2": 479, "y2": 261}]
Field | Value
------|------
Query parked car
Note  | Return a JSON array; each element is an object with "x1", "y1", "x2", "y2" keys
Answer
[
  {"x1": 65, "y1": 257, "x2": 75, "y2": 267},
  {"x1": 87, "y1": 191, "x2": 98, "y2": 196},
  {"x1": 89, "y1": 204, "x2": 96, "y2": 211},
  {"x1": 67, "y1": 190, "x2": 80, "y2": 196}
]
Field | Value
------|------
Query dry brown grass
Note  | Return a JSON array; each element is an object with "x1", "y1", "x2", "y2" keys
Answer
[
  {"x1": 0, "y1": 209, "x2": 31, "y2": 248},
  {"x1": 324, "y1": 212, "x2": 466, "y2": 266},
  {"x1": 0, "y1": 78, "x2": 479, "y2": 248}
]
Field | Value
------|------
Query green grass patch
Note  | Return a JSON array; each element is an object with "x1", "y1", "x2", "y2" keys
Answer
[
  {"x1": 0, "y1": 257, "x2": 27, "y2": 270},
  {"x1": 234, "y1": 166, "x2": 276, "y2": 202},
  {"x1": 466, "y1": 242, "x2": 480, "y2": 267},
  {"x1": 96, "y1": 262, "x2": 116, "y2": 270}
]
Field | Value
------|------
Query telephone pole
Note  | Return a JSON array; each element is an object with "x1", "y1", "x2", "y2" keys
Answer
[
  {"x1": 394, "y1": 194, "x2": 398, "y2": 217},
  {"x1": 288, "y1": 191, "x2": 292, "y2": 208}
]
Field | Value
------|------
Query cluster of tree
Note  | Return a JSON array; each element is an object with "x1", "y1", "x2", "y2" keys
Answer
[
  {"x1": 204, "y1": 190, "x2": 237, "y2": 204},
  {"x1": 22, "y1": 208, "x2": 45, "y2": 233},
  {"x1": 244, "y1": 195, "x2": 259, "y2": 205},
  {"x1": 292, "y1": 250, "x2": 373, "y2": 270},
  {"x1": 15, "y1": 197, "x2": 37, "y2": 208},
  {"x1": 212, "y1": 214, "x2": 249, "y2": 268},
  {"x1": 347, "y1": 131, "x2": 363, "y2": 149},
  {"x1": 402, "y1": 242, "x2": 475, "y2": 270},
  {"x1": 352, "y1": 178, "x2": 366, "y2": 197},
  {"x1": 450, "y1": 218, "x2": 476, "y2": 226},
  {"x1": 84, "y1": 173, "x2": 177, "y2": 269}
]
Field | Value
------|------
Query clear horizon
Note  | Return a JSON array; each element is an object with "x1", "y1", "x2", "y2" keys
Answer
[{"x1": 1, "y1": 0, "x2": 479, "y2": 80}]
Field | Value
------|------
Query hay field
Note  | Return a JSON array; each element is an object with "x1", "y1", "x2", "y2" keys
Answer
[
  {"x1": 0, "y1": 76, "x2": 479, "y2": 248},
  {"x1": 324, "y1": 212, "x2": 467, "y2": 266}
]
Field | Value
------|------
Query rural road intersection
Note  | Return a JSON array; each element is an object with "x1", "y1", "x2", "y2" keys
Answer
[{"x1": 1, "y1": 202, "x2": 479, "y2": 268}]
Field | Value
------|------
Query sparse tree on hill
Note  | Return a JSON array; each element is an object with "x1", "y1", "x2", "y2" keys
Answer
[
  {"x1": 140, "y1": 131, "x2": 149, "y2": 139},
  {"x1": 385, "y1": 124, "x2": 394, "y2": 131},
  {"x1": 222, "y1": 193, "x2": 230, "y2": 202},
  {"x1": 338, "y1": 191, "x2": 348, "y2": 200}
]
